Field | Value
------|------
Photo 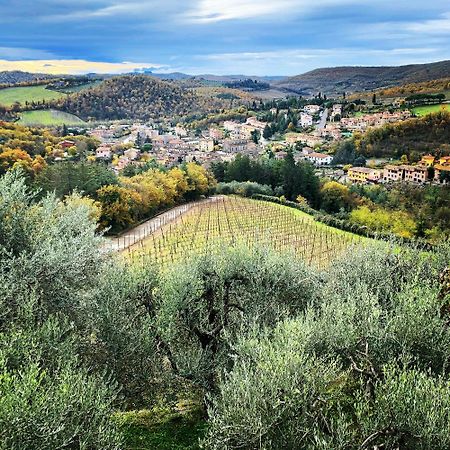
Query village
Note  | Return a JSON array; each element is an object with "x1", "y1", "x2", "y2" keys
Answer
[{"x1": 55, "y1": 101, "x2": 449, "y2": 186}]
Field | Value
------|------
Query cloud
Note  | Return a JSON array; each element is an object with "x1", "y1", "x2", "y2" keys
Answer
[
  {"x1": 403, "y1": 12, "x2": 450, "y2": 34},
  {"x1": 183, "y1": 0, "x2": 299, "y2": 23},
  {"x1": 0, "y1": 47, "x2": 56, "y2": 60},
  {"x1": 0, "y1": 59, "x2": 168, "y2": 75}
]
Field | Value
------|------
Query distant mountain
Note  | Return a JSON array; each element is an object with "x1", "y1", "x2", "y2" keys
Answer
[
  {"x1": 0, "y1": 70, "x2": 58, "y2": 85},
  {"x1": 276, "y1": 60, "x2": 450, "y2": 96}
]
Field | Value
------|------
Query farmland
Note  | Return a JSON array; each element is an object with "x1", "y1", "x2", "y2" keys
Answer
[
  {"x1": 0, "y1": 85, "x2": 66, "y2": 106},
  {"x1": 412, "y1": 103, "x2": 450, "y2": 116},
  {"x1": 124, "y1": 196, "x2": 364, "y2": 268},
  {"x1": 18, "y1": 109, "x2": 86, "y2": 126}
]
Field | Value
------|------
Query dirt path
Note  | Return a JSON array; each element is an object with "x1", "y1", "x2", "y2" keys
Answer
[{"x1": 103, "y1": 196, "x2": 222, "y2": 252}]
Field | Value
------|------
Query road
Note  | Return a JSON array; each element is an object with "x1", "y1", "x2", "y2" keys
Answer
[{"x1": 317, "y1": 107, "x2": 329, "y2": 130}]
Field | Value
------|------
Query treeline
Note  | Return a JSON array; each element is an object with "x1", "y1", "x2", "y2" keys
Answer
[
  {"x1": 224, "y1": 78, "x2": 270, "y2": 91},
  {"x1": 211, "y1": 152, "x2": 321, "y2": 207},
  {"x1": 333, "y1": 111, "x2": 450, "y2": 159},
  {"x1": 2, "y1": 169, "x2": 450, "y2": 448},
  {"x1": 34, "y1": 160, "x2": 215, "y2": 233}
]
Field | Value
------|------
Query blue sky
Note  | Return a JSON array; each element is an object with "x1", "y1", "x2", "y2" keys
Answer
[{"x1": 0, "y1": 0, "x2": 449, "y2": 75}]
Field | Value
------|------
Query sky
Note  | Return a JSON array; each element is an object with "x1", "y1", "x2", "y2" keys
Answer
[{"x1": 0, "y1": 0, "x2": 449, "y2": 76}]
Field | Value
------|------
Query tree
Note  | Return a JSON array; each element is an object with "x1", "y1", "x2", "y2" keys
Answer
[
  {"x1": 320, "y1": 181, "x2": 355, "y2": 213},
  {"x1": 263, "y1": 124, "x2": 272, "y2": 140},
  {"x1": 156, "y1": 246, "x2": 319, "y2": 391},
  {"x1": 250, "y1": 129, "x2": 260, "y2": 144}
]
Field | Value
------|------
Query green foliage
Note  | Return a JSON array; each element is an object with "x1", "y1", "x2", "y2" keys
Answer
[
  {"x1": 212, "y1": 153, "x2": 320, "y2": 206},
  {"x1": 204, "y1": 243, "x2": 450, "y2": 449},
  {"x1": 36, "y1": 160, "x2": 118, "y2": 198},
  {"x1": 215, "y1": 181, "x2": 273, "y2": 197},
  {"x1": 156, "y1": 246, "x2": 319, "y2": 391}
]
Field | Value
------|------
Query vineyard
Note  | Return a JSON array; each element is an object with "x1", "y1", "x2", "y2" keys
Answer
[{"x1": 125, "y1": 196, "x2": 366, "y2": 268}]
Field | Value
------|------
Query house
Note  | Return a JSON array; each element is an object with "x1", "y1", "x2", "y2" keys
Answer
[
  {"x1": 348, "y1": 167, "x2": 382, "y2": 184},
  {"x1": 223, "y1": 139, "x2": 247, "y2": 153},
  {"x1": 199, "y1": 139, "x2": 214, "y2": 152},
  {"x1": 304, "y1": 105, "x2": 321, "y2": 115},
  {"x1": 95, "y1": 145, "x2": 112, "y2": 159},
  {"x1": 306, "y1": 152, "x2": 333, "y2": 166},
  {"x1": 401, "y1": 165, "x2": 428, "y2": 183},
  {"x1": 60, "y1": 139, "x2": 76, "y2": 149},
  {"x1": 420, "y1": 154, "x2": 435, "y2": 167},
  {"x1": 439, "y1": 156, "x2": 450, "y2": 166},
  {"x1": 300, "y1": 113, "x2": 313, "y2": 128},
  {"x1": 123, "y1": 148, "x2": 141, "y2": 161},
  {"x1": 383, "y1": 165, "x2": 403, "y2": 182},
  {"x1": 383, "y1": 165, "x2": 428, "y2": 183},
  {"x1": 209, "y1": 127, "x2": 223, "y2": 140},
  {"x1": 434, "y1": 164, "x2": 450, "y2": 184}
]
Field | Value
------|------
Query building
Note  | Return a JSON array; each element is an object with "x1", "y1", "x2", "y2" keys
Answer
[
  {"x1": 300, "y1": 113, "x2": 313, "y2": 128},
  {"x1": 223, "y1": 139, "x2": 247, "y2": 153},
  {"x1": 304, "y1": 105, "x2": 321, "y2": 115},
  {"x1": 348, "y1": 167, "x2": 382, "y2": 184},
  {"x1": 306, "y1": 152, "x2": 333, "y2": 166},
  {"x1": 60, "y1": 139, "x2": 76, "y2": 149},
  {"x1": 439, "y1": 156, "x2": 450, "y2": 166},
  {"x1": 199, "y1": 139, "x2": 214, "y2": 152},
  {"x1": 434, "y1": 164, "x2": 450, "y2": 184},
  {"x1": 95, "y1": 145, "x2": 112, "y2": 159},
  {"x1": 209, "y1": 127, "x2": 223, "y2": 140},
  {"x1": 383, "y1": 165, "x2": 428, "y2": 183},
  {"x1": 420, "y1": 154, "x2": 435, "y2": 167}
]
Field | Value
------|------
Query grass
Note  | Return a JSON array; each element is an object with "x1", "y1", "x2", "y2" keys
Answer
[
  {"x1": 116, "y1": 404, "x2": 206, "y2": 450},
  {"x1": 412, "y1": 103, "x2": 450, "y2": 116},
  {"x1": 59, "y1": 80, "x2": 102, "y2": 93},
  {"x1": 18, "y1": 109, "x2": 86, "y2": 126},
  {"x1": 0, "y1": 85, "x2": 66, "y2": 106},
  {"x1": 128, "y1": 196, "x2": 365, "y2": 268}
]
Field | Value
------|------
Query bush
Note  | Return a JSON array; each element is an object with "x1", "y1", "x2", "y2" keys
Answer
[{"x1": 215, "y1": 181, "x2": 273, "y2": 197}]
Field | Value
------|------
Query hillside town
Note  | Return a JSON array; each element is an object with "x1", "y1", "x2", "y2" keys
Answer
[{"x1": 78, "y1": 101, "x2": 449, "y2": 186}]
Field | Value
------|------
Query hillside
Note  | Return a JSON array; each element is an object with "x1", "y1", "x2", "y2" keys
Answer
[
  {"x1": 54, "y1": 75, "x2": 248, "y2": 121},
  {"x1": 347, "y1": 110, "x2": 450, "y2": 158},
  {"x1": 0, "y1": 70, "x2": 57, "y2": 86},
  {"x1": 277, "y1": 60, "x2": 450, "y2": 95}
]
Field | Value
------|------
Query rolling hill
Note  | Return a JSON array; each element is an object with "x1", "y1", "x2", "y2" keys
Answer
[
  {"x1": 276, "y1": 60, "x2": 450, "y2": 96},
  {"x1": 54, "y1": 75, "x2": 252, "y2": 121},
  {"x1": 0, "y1": 70, "x2": 57, "y2": 86}
]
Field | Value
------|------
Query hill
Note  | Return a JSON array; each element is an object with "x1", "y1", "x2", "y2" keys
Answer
[
  {"x1": 349, "y1": 77, "x2": 450, "y2": 102},
  {"x1": 54, "y1": 75, "x2": 252, "y2": 121},
  {"x1": 335, "y1": 110, "x2": 450, "y2": 159},
  {"x1": 277, "y1": 60, "x2": 450, "y2": 96},
  {"x1": 0, "y1": 70, "x2": 57, "y2": 86}
]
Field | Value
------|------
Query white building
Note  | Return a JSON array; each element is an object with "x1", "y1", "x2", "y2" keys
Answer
[
  {"x1": 300, "y1": 113, "x2": 313, "y2": 128},
  {"x1": 199, "y1": 139, "x2": 215, "y2": 152},
  {"x1": 306, "y1": 152, "x2": 333, "y2": 166},
  {"x1": 304, "y1": 105, "x2": 321, "y2": 115}
]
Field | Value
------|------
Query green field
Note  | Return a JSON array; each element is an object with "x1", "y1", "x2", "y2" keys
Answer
[
  {"x1": 0, "y1": 85, "x2": 66, "y2": 106},
  {"x1": 412, "y1": 103, "x2": 450, "y2": 116},
  {"x1": 128, "y1": 196, "x2": 365, "y2": 269},
  {"x1": 59, "y1": 80, "x2": 102, "y2": 93},
  {"x1": 18, "y1": 109, "x2": 86, "y2": 126}
]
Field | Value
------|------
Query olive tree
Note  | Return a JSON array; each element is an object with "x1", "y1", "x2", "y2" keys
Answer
[{"x1": 156, "y1": 245, "x2": 320, "y2": 391}]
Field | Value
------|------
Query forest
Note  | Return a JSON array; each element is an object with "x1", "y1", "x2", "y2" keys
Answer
[{"x1": 1, "y1": 169, "x2": 450, "y2": 449}]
